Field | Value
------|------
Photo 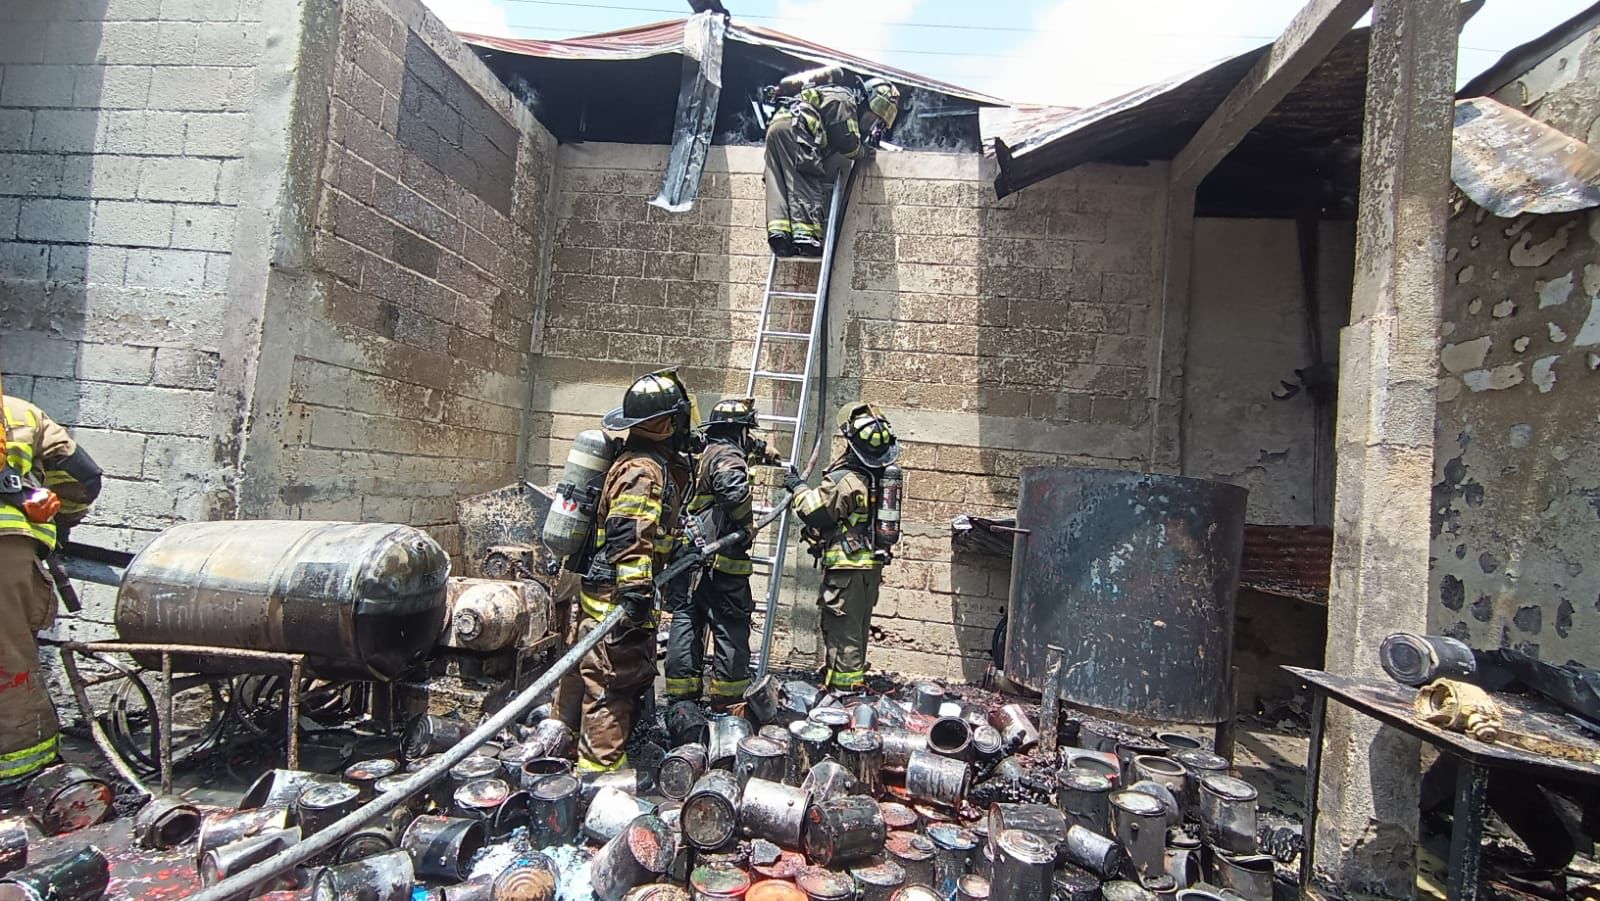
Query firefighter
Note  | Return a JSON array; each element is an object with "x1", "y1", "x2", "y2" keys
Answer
[
  {"x1": 665, "y1": 397, "x2": 779, "y2": 706},
  {"x1": 0, "y1": 390, "x2": 101, "y2": 793},
  {"x1": 764, "y1": 70, "x2": 901, "y2": 257},
  {"x1": 784, "y1": 402, "x2": 898, "y2": 691},
  {"x1": 555, "y1": 368, "x2": 694, "y2": 773}
]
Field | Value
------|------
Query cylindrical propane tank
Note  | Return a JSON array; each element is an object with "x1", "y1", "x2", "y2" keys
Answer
[
  {"x1": 775, "y1": 65, "x2": 847, "y2": 98},
  {"x1": 542, "y1": 429, "x2": 616, "y2": 560},
  {"x1": 874, "y1": 463, "x2": 902, "y2": 550}
]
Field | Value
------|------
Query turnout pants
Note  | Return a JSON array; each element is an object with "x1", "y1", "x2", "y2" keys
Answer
[
  {"x1": 0, "y1": 534, "x2": 60, "y2": 781},
  {"x1": 554, "y1": 614, "x2": 656, "y2": 772},
  {"x1": 764, "y1": 116, "x2": 827, "y2": 251},
  {"x1": 665, "y1": 568, "x2": 754, "y2": 702},
  {"x1": 816, "y1": 566, "x2": 882, "y2": 690}
]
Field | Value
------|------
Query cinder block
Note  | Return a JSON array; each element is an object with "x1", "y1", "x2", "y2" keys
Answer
[
  {"x1": 77, "y1": 342, "x2": 155, "y2": 384},
  {"x1": 0, "y1": 196, "x2": 17, "y2": 240},
  {"x1": 61, "y1": 153, "x2": 141, "y2": 199},
  {"x1": 0, "y1": 21, "x2": 47, "y2": 64},
  {"x1": 138, "y1": 157, "x2": 220, "y2": 203},
  {"x1": 18, "y1": 198, "x2": 90, "y2": 243},
  {"x1": 47, "y1": 244, "x2": 128, "y2": 284},
  {"x1": 0, "y1": 242, "x2": 48, "y2": 280},
  {"x1": 160, "y1": 0, "x2": 242, "y2": 21},
  {"x1": 124, "y1": 247, "x2": 207, "y2": 289},
  {"x1": 93, "y1": 21, "x2": 161, "y2": 65},
  {"x1": 143, "y1": 433, "x2": 211, "y2": 475},
  {"x1": 1, "y1": 64, "x2": 77, "y2": 107},
  {"x1": 203, "y1": 251, "x2": 230, "y2": 288},
  {"x1": 29, "y1": 109, "x2": 98, "y2": 153},
  {"x1": 104, "y1": 0, "x2": 165, "y2": 20},
  {"x1": 1, "y1": 153, "x2": 64, "y2": 198},
  {"x1": 92, "y1": 199, "x2": 173, "y2": 247},
  {"x1": 170, "y1": 203, "x2": 235, "y2": 250},
  {"x1": 96, "y1": 109, "x2": 185, "y2": 154},
  {"x1": 152, "y1": 21, "x2": 200, "y2": 63},
  {"x1": 151, "y1": 346, "x2": 219, "y2": 389},
  {"x1": 215, "y1": 158, "x2": 241, "y2": 203},
  {"x1": 182, "y1": 111, "x2": 248, "y2": 156},
  {"x1": 0, "y1": 110, "x2": 31, "y2": 151},
  {"x1": 78, "y1": 383, "x2": 215, "y2": 436},
  {"x1": 147, "y1": 66, "x2": 234, "y2": 111}
]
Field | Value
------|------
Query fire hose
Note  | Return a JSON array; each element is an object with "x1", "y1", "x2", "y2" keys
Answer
[{"x1": 189, "y1": 497, "x2": 791, "y2": 901}]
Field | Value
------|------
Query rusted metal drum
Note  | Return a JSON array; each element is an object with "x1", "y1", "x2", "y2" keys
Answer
[
  {"x1": 738, "y1": 778, "x2": 810, "y2": 848},
  {"x1": 851, "y1": 858, "x2": 906, "y2": 901},
  {"x1": 803, "y1": 796, "x2": 886, "y2": 867},
  {"x1": 401, "y1": 815, "x2": 485, "y2": 881},
  {"x1": 134, "y1": 795, "x2": 201, "y2": 850},
  {"x1": 592, "y1": 815, "x2": 677, "y2": 901},
  {"x1": 987, "y1": 707, "x2": 1038, "y2": 753},
  {"x1": 0, "y1": 845, "x2": 108, "y2": 901},
  {"x1": 683, "y1": 770, "x2": 743, "y2": 850},
  {"x1": 312, "y1": 849, "x2": 415, "y2": 901},
  {"x1": 747, "y1": 880, "x2": 805, "y2": 901},
  {"x1": 1004, "y1": 468, "x2": 1247, "y2": 723},
  {"x1": 114, "y1": 521, "x2": 449, "y2": 679},
  {"x1": 24, "y1": 765, "x2": 113, "y2": 835},
  {"x1": 0, "y1": 820, "x2": 25, "y2": 877}
]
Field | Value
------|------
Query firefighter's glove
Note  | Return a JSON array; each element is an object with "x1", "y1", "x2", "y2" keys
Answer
[{"x1": 782, "y1": 468, "x2": 806, "y2": 493}]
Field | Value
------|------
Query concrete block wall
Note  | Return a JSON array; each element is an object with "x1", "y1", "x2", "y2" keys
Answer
[{"x1": 527, "y1": 144, "x2": 1167, "y2": 680}]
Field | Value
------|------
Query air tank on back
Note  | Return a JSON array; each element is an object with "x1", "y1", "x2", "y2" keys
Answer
[
  {"x1": 542, "y1": 430, "x2": 616, "y2": 560},
  {"x1": 115, "y1": 521, "x2": 449, "y2": 680},
  {"x1": 874, "y1": 464, "x2": 903, "y2": 550}
]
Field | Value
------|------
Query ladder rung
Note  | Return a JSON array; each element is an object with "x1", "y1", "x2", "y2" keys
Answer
[
  {"x1": 768, "y1": 291, "x2": 818, "y2": 299},
  {"x1": 762, "y1": 413, "x2": 800, "y2": 424},
  {"x1": 753, "y1": 370, "x2": 806, "y2": 382},
  {"x1": 775, "y1": 256, "x2": 822, "y2": 264},
  {"x1": 760, "y1": 330, "x2": 811, "y2": 340}
]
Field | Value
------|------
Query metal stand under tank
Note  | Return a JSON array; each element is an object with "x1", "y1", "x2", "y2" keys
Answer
[{"x1": 1003, "y1": 467, "x2": 1247, "y2": 724}]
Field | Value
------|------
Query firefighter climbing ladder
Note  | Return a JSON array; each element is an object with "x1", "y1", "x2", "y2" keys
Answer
[{"x1": 747, "y1": 172, "x2": 850, "y2": 677}]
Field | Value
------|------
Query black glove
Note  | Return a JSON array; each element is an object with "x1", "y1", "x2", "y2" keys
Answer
[{"x1": 783, "y1": 468, "x2": 805, "y2": 493}]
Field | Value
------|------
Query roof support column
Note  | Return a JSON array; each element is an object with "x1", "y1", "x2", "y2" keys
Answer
[{"x1": 1312, "y1": 0, "x2": 1459, "y2": 893}]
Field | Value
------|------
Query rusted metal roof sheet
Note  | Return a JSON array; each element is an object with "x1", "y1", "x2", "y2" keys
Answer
[
  {"x1": 1452, "y1": 96, "x2": 1600, "y2": 217},
  {"x1": 1238, "y1": 524, "x2": 1332, "y2": 605}
]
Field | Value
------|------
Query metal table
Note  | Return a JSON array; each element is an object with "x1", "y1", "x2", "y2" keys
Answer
[{"x1": 1287, "y1": 666, "x2": 1600, "y2": 900}]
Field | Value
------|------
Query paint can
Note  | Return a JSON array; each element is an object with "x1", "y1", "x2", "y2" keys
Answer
[
  {"x1": 736, "y1": 736, "x2": 790, "y2": 786},
  {"x1": 312, "y1": 848, "x2": 414, "y2": 901},
  {"x1": 972, "y1": 843, "x2": 994, "y2": 882},
  {"x1": 878, "y1": 729, "x2": 928, "y2": 773},
  {"x1": 969, "y1": 726, "x2": 1003, "y2": 761},
  {"x1": 793, "y1": 761, "x2": 852, "y2": 803},
  {"x1": 627, "y1": 885, "x2": 694, "y2": 901},
  {"x1": 23, "y1": 765, "x2": 112, "y2": 836},
  {"x1": 851, "y1": 858, "x2": 907, "y2": 901},
  {"x1": 1132, "y1": 757, "x2": 1189, "y2": 819},
  {"x1": 491, "y1": 789, "x2": 532, "y2": 838},
  {"x1": 912, "y1": 683, "x2": 945, "y2": 716},
  {"x1": 738, "y1": 777, "x2": 811, "y2": 848},
  {"x1": 344, "y1": 758, "x2": 401, "y2": 802},
  {"x1": 1174, "y1": 752, "x2": 1228, "y2": 820},
  {"x1": 132, "y1": 795, "x2": 201, "y2": 850},
  {"x1": 660, "y1": 744, "x2": 710, "y2": 801},
  {"x1": 449, "y1": 755, "x2": 502, "y2": 795},
  {"x1": 1060, "y1": 824, "x2": 1123, "y2": 879},
  {"x1": 1075, "y1": 722, "x2": 1118, "y2": 753},
  {"x1": 986, "y1": 706, "x2": 1039, "y2": 753},
  {"x1": 0, "y1": 820, "x2": 24, "y2": 878},
  {"x1": 709, "y1": 716, "x2": 755, "y2": 768},
  {"x1": 199, "y1": 827, "x2": 301, "y2": 887},
  {"x1": 1137, "y1": 874, "x2": 1177, "y2": 899},
  {"x1": 989, "y1": 757, "x2": 1028, "y2": 784},
  {"x1": 796, "y1": 868, "x2": 855, "y2": 901},
  {"x1": 1052, "y1": 864, "x2": 1101, "y2": 901},
  {"x1": 1197, "y1": 775, "x2": 1257, "y2": 854},
  {"x1": 520, "y1": 757, "x2": 572, "y2": 790},
  {"x1": 927, "y1": 822, "x2": 978, "y2": 899},
  {"x1": 885, "y1": 831, "x2": 938, "y2": 888},
  {"x1": 1100, "y1": 882, "x2": 1157, "y2": 901},
  {"x1": 492, "y1": 853, "x2": 561, "y2": 901},
  {"x1": 1154, "y1": 732, "x2": 1203, "y2": 755},
  {"x1": 498, "y1": 741, "x2": 543, "y2": 781},
  {"x1": 782, "y1": 681, "x2": 821, "y2": 717},
  {"x1": 878, "y1": 801, "x2": 918, "y2": 831},
  {"x1": 297, "y1": 781, "x2": 361, "y2": 839},
  {"x1": 890, "y1": 885, "x2": 945, "y2": 901},
  {"x1": 586, "y1": 785, "x2": 658, "y2": 843},
  {"x1": 905, "y1": 751, "x2": 968, "y2": 810},
  {"x1": 667, "y1": 701, "x2": 712, "y2": 749},
  {"x1": 1061, "y1": 749, "x2": 1121, "y2": 785},
  {"x1": 747, "y1": 880, "x2": 806, "y2": 901},
  {"x1": 1115, "y1": 736, "x2": 1169, "y2": 777},
  {"x1": 591, "y1": 815, "x2": 678, "y2": 901},
  {"x1": 745, "y1": 675, "x2": 784, "y2": 725},
  {"x1": 450, "y1": 776, "x2": 511, "y2": 826},
  {"x1": 1212, "y1": 851, "x2": 1274, "y2": 901},
  {"x1": 871, "y1": 697, "x2": 908, "y2": 730},
  {"x1": 529, "y1": 772, "x2": 581, "y2": 847},
  {"x1": 400, "y1": 815, "x2": 486, "y2": 882},
  {"x1": 849, "y1": 703, "x2": 877, "y2": 730},
  {"x1": 928, "y1": 718, "x2": 973, "y2": 760},
  {"x1": 403, "y1": 754, "x2": 455, "y2": 809},
  {"x1": 529, "y1": 718, "x2": 577, "y2": 760},
  {"x1": 989, "y1": 829, "x2": 1053, "y2": 901},
  {"x1": 239, "y1": 768, "x2": 336, "y2": 813},
  {"x1": 1164, "y1": 848, "x2": 1201, "y2": 889},
  {"x1": 582, "y1": 769, "x2": 647, "y2": 803},
  {"x1": 0, "y1": 845, "x2": 107, "y2": 901},
  {"x1": 955, "y1": 874, "x2": 990, "y2": 901},
  {"x1": 403, "y1": 714, "x2": 471, "y2": 760},
  {"x1": 987, "y1": 804, "x2": 1065, "y2": 857},
  {"x1": 197, "y1": 806, "x2": 291, "y2": 854},
  {"x1": 803, "y1": 795, "x2": 886, "y2": 866},
  {"x1": 1109, "y1": 790, "x2": 1168, "y2": 881},
  {"x1": 1127, "y1": 780, "x2": 1180, "y2": 828},
  {"x1": 683, "y1": 770, "x2": 743, "y2": 850},
  {"x1": 691, "y1": 862, "x2": 751, "y2": 901},
  {"x1": 836, "y1": 729, "x2": 885, "y2": 796},
  {"x1": 1056, "y1": 768, "x2": 1112, "y2": 835},
  {"x1": 789, "y1": 721, "x2": 834, "y2": 777},
  {"x1": 338, "y1": 811, "x2": 404, "y2": 864},
  {"x1": 751, "y1": 848, "x2": 807, "y2": 883}
]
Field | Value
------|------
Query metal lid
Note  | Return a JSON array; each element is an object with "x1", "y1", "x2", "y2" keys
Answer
[
  {"x1": 970, "y1": 726, "x2": 1003, "y2": 755},
  {"x1": 1199, "y1": 774, "x2": 1258, "y2": 802},
  {"x1": 797, "y1": 868, "x2": 855, "y2": 901},
  {"x1": 850, "y1": 858, "x2": 906, "y2": 887},
  {"x1": 623, "y1": 887, "x2": 692, "y2": 901},
  {"x1": 926, "y1": 822, "x2": 977, "y2": 851},
  {"x1": 623, "y1": 816, "x2": 677, "y2": 871},
  {"x1": 885, "y1": 831, "x2": 936, "y2": 861},
  {"x1": 450, "y1": 756, "x2": 502, "y2": 783},
  {"x1": 955, "y1": 874, "x2": 990, "y2": 900},
  {"x1": 837, "y1": 729, "x2": 883, "y2": 753},
  {"x1": 747, "y1": 881, "x2": 807, "y2": 901},
  {"x1": 1154, "y1": 731, "x2": 1203, "y2": 752},
  {"x1": 995, "y1": 828, "x2": 1054, "y2": 865},
  {"x1": 758, "y1": 725, "x2": 793, "y2": 745},
  {"x1": 791, "y1": 721, "x2": 834, "y2": 743},
  {"x1": 690, "y1": 863, "x2": 751, "y2": 898},
  {"x1": 739, "y1": 736, "x2": 786, "y2": 758},
  {"x1": 1059, "y1": 769, "x2": 1112, "y2": 793},
  {"x1": 1132, "y1": 755, "x2": 1186, "y2": 777},
  {"x1": 1107, "y1": 789, "x2": 1166, "y2": 817},
  {"x1": 454, "y1": 777, "x2": 511, "y2": 810},
  {"x1": 888, "y1": 886, "x2": 942, "y2": 901},
  {"x1": 299, "y1": 782, "x2": 360, "y2": 810},
  {"x1": 878, "y1": 802, "x2": 918, "y2": 830},
  {"x1": 532, "y1": 773, "x2": 580, "y2": 801},
  {"x1": 808, "y1": 708, "x2": 851, "y2": 729},
  {"x1": 1174, "y1": 750, "x2": 1229, "y2": 771},
  {"x1": 345, "y1": 758, "x2": 400, "y2": 782}
]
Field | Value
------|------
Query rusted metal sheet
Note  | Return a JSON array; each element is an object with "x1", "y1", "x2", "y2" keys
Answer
[
  {"x1": 457, "y1": 482, "x2": 556, "y2": 581},
  {"x1": 1451, "y1": 97, "x2": 1600, "y2": 217},
  {"x1": 1238, "y1": 525, "x2": 1332, "y2": 604},
  {"x1": 1004, "y1": 467, "x2": 1247, "y2": 724}
]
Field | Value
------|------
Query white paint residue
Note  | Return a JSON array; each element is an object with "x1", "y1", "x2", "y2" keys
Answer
[
  {"x1": 1538, "y1": 271, "x2": 1574, "y2": 307},
  {"x1": 1463, "y1": 364, "x2": 1524, "y2": 392},
  {"x1": 470, "y1": 841, "x2": 526, "y2": 882},
  {"x1": 1550, "y1": 322, "x2": 1568, "y2": 342},
  {"x1": 1493, "y1": 300, "x2": 1516, "y2": 318},
  {"x1": 1532, "y1": 355, "x2": 1559, "y2": 393},
  {"x1": 1585, "y1": 262, "x2": 1600, "y2": 298},
  {"x1": 1438, "y1": 377, "x2": 1462, "y2": 403},
  {"x1": 1457, "y1": 265, "x2": 1476, "y2": 284},
  {"x1": 1441, "y1": 336, "x2": 1492, "y2": 374},
  {"x1": 1575, "y1": 295, "x2": 1600, "y2": 346},
  {"x1": 1513, "y1": 336, "x2": 1531, "y2": 352},
  {"x1": 1509, "y1": 423, "x2": 1533, "y2": 448}
]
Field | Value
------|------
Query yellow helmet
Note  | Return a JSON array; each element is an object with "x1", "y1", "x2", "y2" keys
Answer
[
  {"x1": 837, "y1": 401, "x2": 899, "y2": 468},
  {"x1": 863, "y1": 78, "x2": 901, "y2": 130}
]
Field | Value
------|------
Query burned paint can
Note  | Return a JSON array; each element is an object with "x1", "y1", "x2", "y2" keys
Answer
[
  {"x1": 1057, "y1": 769, "x2": 1112, "y2": 835},
  {"x1": 453, "y1": 776, "x2": 512, "y2": 825},
  {"x1": 796, "y1": 868, "x2": 855, "y2": 901},
  {"x1": 905, "y1": 751, "x2": 968, "y2": 810},
  {"x1": 738, "y1": 777, "x2": 811, "y2": 849},
  {"x1": 403, "y1": 714, "x2": 471, "y2": 760},
  {"x1": 1132, "y1": 757, "x2": 1188, "y2": 818},
  {"x1": 1212, "y1": 851, "x2": 1273, "y2": 901},
  {"x1": 345, "y1": 758, "x2": 401, "y2": 802},
  {"x1": 927, "y1": 823, "x2": 978, "y2": 898},
  {"x1": 873, "y1": 697, "x2": 909, "y2": 729},
  {"x1": 1154, "y1": 733, "x2": 1203, "y2": 754},
  {"x1": 849, "y1": 703, "x2": 877, "y2": 730},
  {"x1": 710, "y1": 716, "x2": 755, "y2": 768},
  {"x1": 751, "y1": 848, "x2": 807, "y2": 883},
  {"x1": 990, "y1": 829, "x2": 1054, "y2": 901},
  {"x1": 1061, "y1": 749, "x2": 1122, "y2": 784},
  {"x1": 407, "y1": 755, "x2": 454, "y2": 810},
  {"x1": 0, "y1": 845, "x2": 108, "y2": 901},
  {"x1": 987, "y1": 804, "x2": 1065, "y2": 856},
  {"x1": 1197, "y1": 775, "x2": 1257, "y2": 854},
  {"x1": 989, "y1": 757, "x2": 1028, "y2": 784},
  {"x1": 660, "y1": 744, "x2": 710, "y2": 801},
  {"x1": 1110, "y1": 790, "x2": 1168, "y2": 881},
  {"x1": 312, "y1": 848, "x2": 414, "y2": 901},
  {"x1": 1100, "y1": 882, "x2": 1157, "y2": 901},
  {"x1": 836, "y1": 729, "x2": 885, "y2": 796},
  {"x1": 747, "y1": 880, "x2": 805, "y2": 901},
  {"x1": 1076, "y1": 722, "x2": 1117, "y2": 753},
  {"x1": 806, "y1": 707, "x2": 851, "y2": 736},
  {"x1": 1115, "y1": 736, "x2": 1169, "y2": 777},
  {"x1": 582, "y1": 769, "x2": 648, "y2": 803},
  {"x1": 492, "y1": 853, "x2": 562, "y2": 901},
  {"x1": 928, "y1": 718, "x2": 973, "y2": 760},
  {"x1": 878, "y1": 801, "x2": 918, "y2": 831},
  {"x1": 592, "y1": 815, "x2": 678, "y2": 901},
  {"x1": 586, "y1": 785, "x2": 658, "y2": 843},
  {"x1": 782, "y1": 681, "x2": 821, "y2": 716},
  {"x1": 338, "y1": 811, "x2": 404, "y2": 864},
  {"x1": 197, "y1": 806, "x2": 292, "y2": 854},
  {"x1": 240, "y1": 768, "x2": 337, "y2": 812},
  {"x1": 969, "y1": 726, "x2": 1004, "y2": 761},
  {"x1": 912, "y1": 683, "x2": 945, "y2": 716},
  {"x1": 851, "y1": 858, "x2": 907, "y2": 901},
  {"x1": 374, "y1": 774, "x2": 428, "y2": 816},
  {"x1": 668, "y1": 702, "x2": 712, "y2": 749},
  {"x1": 890, "y1": 886, "x2": 944, "y2": 901},
  {"x1": 690, "y1": 862, "x2": 751, "y2": 901},
  {"x1": 789, "y1": 721, "x2": 834, "y2": 777},
  {"x1": 449, "y1": 756, "x2": 503, "y2": 795},
  {"x1": 736, "y1": 736, "x2": 790, "y2": 786},
  {"x1": 133, "y1": 795, "x2": 201, "y2": 850},
  {"x1": 23, "y1": 765, "x2": 112, "y2": 836},
  {"x1": 879, "y1": 729, "x2": 929, "y2": 773},
  {"x1": 400, "y1": 815, "x2": 485, "y2": 882},
  {"x1": 885, "y1": 831, "x2": 938, "y2": 888},
  {"x1": 521, "y1": 757, "x2": 572, "y2": 790},
  {"x1": 804, "y1": 796, "x2": 886, "y2": 867},
  {"x1": 1060, "y1": 824, "x2": 1123, "y2": 879},
  {"x1": 800, "y1": 761, "x2": 857, "y2": 802},
  {"x1": 683, "y1": 770, "x2": 743, "y2": 850},
  {"x1": 1164, "y1": 848, "x2": 1201, "y2": 889},
  {"x1": 200, "y1": 827, "x2": 301, "y2": 887},
  {"x1": 745, "y1": 675, "x2": 784, "y2": 726},
  {"x1": 955, "y1": 874, "x2": 990, "y2": 901},
  {"x1": 1052, "y1": 864, "x2": 1101, "y2": 901},
  {"x1": 0, "y1": 820, "x2": 24, "y2": 878},
  {"x1": 297, "y1": 781, "x2": 362, "y2": 839},
  {"x1": 1173, "y1": 752, "x2": 1228, "y2": 819},
  {"x1": 529, "y1": 773, "x2": 581, "y2": 847},
  {"x1": 499, "y1": 741, "x2": 543, "y2": 781},
  {"x1": 1127, "y1": 780, "x2": 1180, "y2": 829},
  {"x1": 628, "y1": 886, "x2": 694, "y2": 901},
  {"x1": 987, "y1": 706, "x2": 1039, "y2": 753},
  {"x1": 493, "y1": 789, "x2": 533, "y2": 838},
  {"x1": 1137, "y1": 874, "x2": 1177, "y2": 899}
]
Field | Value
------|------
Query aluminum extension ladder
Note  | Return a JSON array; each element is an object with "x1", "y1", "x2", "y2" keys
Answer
[{"x1": 747, "y1": 172, "x2": 850, "y2": 677}]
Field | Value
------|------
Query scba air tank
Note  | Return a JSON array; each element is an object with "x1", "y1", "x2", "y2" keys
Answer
[
  {"x1": 541, "y1": 430, "x2": 616, "y2": 559},
  {"x1": 874, "y1": 464, "x2": 903, "y2": 549}
]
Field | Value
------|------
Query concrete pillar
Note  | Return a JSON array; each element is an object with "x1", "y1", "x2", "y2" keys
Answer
[{"x1": 1312, "y1": 0, "x2": 1458, "y2": 895}]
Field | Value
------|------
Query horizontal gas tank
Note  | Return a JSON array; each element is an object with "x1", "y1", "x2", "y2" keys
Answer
[{"x1": 114, "y1": 521, "x2": 450, "y2": 680}]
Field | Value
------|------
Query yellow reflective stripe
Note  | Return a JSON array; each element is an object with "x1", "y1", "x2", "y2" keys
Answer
[
  {"x1": 688, "y1": 493, "x2": 715, "y2": 513},
  {"x1": 709, "y1": 678, "x2": 750, "y2": 699},
  {"x1": 653, "y1": 537, "x2": 677, "y2": 555},
  {"x1": 615, "y1": 555, "x2": 652, "y2": 585},
  {"x1": 847, "y1": 511, "x2": 869, "y2": 525},
  {"x1": 823, "y1": 546, "x2": 875, "y2": 568},
  {"x1": 7, "y1": 444, "x2": 32, "y2": 467},
  {"x1": 0, "y1": 508, "x2": 55, "y2": 550},
  {"x1": 609, "y1": 494, "x2": 662, "y2": 522},
  {"x1": 795, "y1": 488, "x2": 826, "y2": 515},
  {"x1": 665, "y1": 677, "x2": 702, "y2": 697},
  {"x1": 792, "y1": 222, "x2": 821, "y2": 238},
  {"x1": 0, "y1": 734, "x2": 59, "y2": 779},
  {"x1": 712, "y1": 555, "x2": 753, "y2": 576},
  {"x1": 826, "y1": 669, "x2": 864, "y2": 689},
  {"x1": 579, "y1": 590, "x2": 615, "y2": 622},
  {"x1": 577, "y1": 752, "x2": 628, "y2": 774},
  {"x1": 767, "y1": 219, "x2": 792, "y2": 234}
]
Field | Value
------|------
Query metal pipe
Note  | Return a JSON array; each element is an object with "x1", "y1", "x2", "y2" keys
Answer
[
  {"x1": 59, "y1": 647, "x2": 150, "y2": 796},
  {"x1": 288, "y1": 659, "x2": 302, "y2": 770},
  {"x1": 160, "y1": 651, "x2": 173, "y2": 795},
  {"x1": 62, "y1": 640, "x2": 308, "y2": 663}
]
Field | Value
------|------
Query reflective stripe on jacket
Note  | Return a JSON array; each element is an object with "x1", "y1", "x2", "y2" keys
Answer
[
  {"x1": 687, "y1": 439, "x2": 754, "y2": 577},
  {"x1": 792, "y1": 465, "x2": 876, "y2": 570},
  {"x1": 579, "y1": 441, "x2": 689, "y2": 623},
  {"x1": 2, "y1": 397, "x2": 93, "y2": 552}
]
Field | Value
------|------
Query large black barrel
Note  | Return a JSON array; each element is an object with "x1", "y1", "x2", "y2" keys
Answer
[{"x1": 1004, "y1": 468, "x2": 1246, "y2": 723}]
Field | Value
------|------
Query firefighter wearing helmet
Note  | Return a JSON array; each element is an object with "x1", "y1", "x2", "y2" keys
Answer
[
  {"x1": 763, "y1": 69, "x2": 901, "y2": 257},
  {"x1": 785, "y1": 402, "x2": 901, "y2": 691},
  {"x1": 555, "y1": 368, "x2": 695, "y2": 773},
  {"x1": 665, "y1": 397, "x2": 782, "y2": 706}
]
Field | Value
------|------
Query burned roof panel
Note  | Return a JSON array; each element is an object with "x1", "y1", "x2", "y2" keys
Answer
[{"x1": 1452, "y1": 96, "x2": 1600, "y2": 217}]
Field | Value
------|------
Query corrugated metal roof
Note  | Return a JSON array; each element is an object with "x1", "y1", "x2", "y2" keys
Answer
[
  {"x1": 458, "y1": 19, "x2": 1006, "y2": 107},
  {"x1": 1452, "y1": 97, "x2": 1600, "y2": 217}
]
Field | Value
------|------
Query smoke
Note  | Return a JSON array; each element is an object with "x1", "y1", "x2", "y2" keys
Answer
[
  {"x1": 507, "y1": 74, "x2": 544, "y2": 118},
  {"x1": 715, "y1": 106, "x2": 766, "y2": 147},
  {"x1": 880, "y1": 88, "x2": 977, "y2": 154}
]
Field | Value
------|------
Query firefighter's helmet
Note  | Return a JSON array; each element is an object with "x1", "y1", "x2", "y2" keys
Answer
[
  {"x1": 862, "y1": 79, "x2": 901, "y2": 130},
  {"x1": 603, "y1": 367, "x2": 694, "y2": 433},
  {"x1": 837, "y1": 401, "x2": 899, "y2": 468},
  {"x1": 703, "y1": 396, "x2": 759, "y2": 431}
]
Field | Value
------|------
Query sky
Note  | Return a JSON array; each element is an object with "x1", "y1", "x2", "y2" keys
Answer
[{"x1": 421, "y1": 0, "x2": 1590, "y2": 108}]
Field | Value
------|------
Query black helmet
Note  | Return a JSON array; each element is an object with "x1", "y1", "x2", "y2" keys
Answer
[
  {"x1": 703, "y1": 396, "x2": 759, "y2": 431},
  {"x1": 837, "y1": 401, "x2": 899, "y2": 468},
  {"x1": 603, "y1": 368, "x2": 693, "y2": 432}
]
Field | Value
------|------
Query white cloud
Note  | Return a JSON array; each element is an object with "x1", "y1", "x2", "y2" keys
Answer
[
  {"x1": 773, "y1": 0, "x2": 921, "y2": 63},
  {"x1": 419, "y1": 0, "x2": 514, "y2": 36}
]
